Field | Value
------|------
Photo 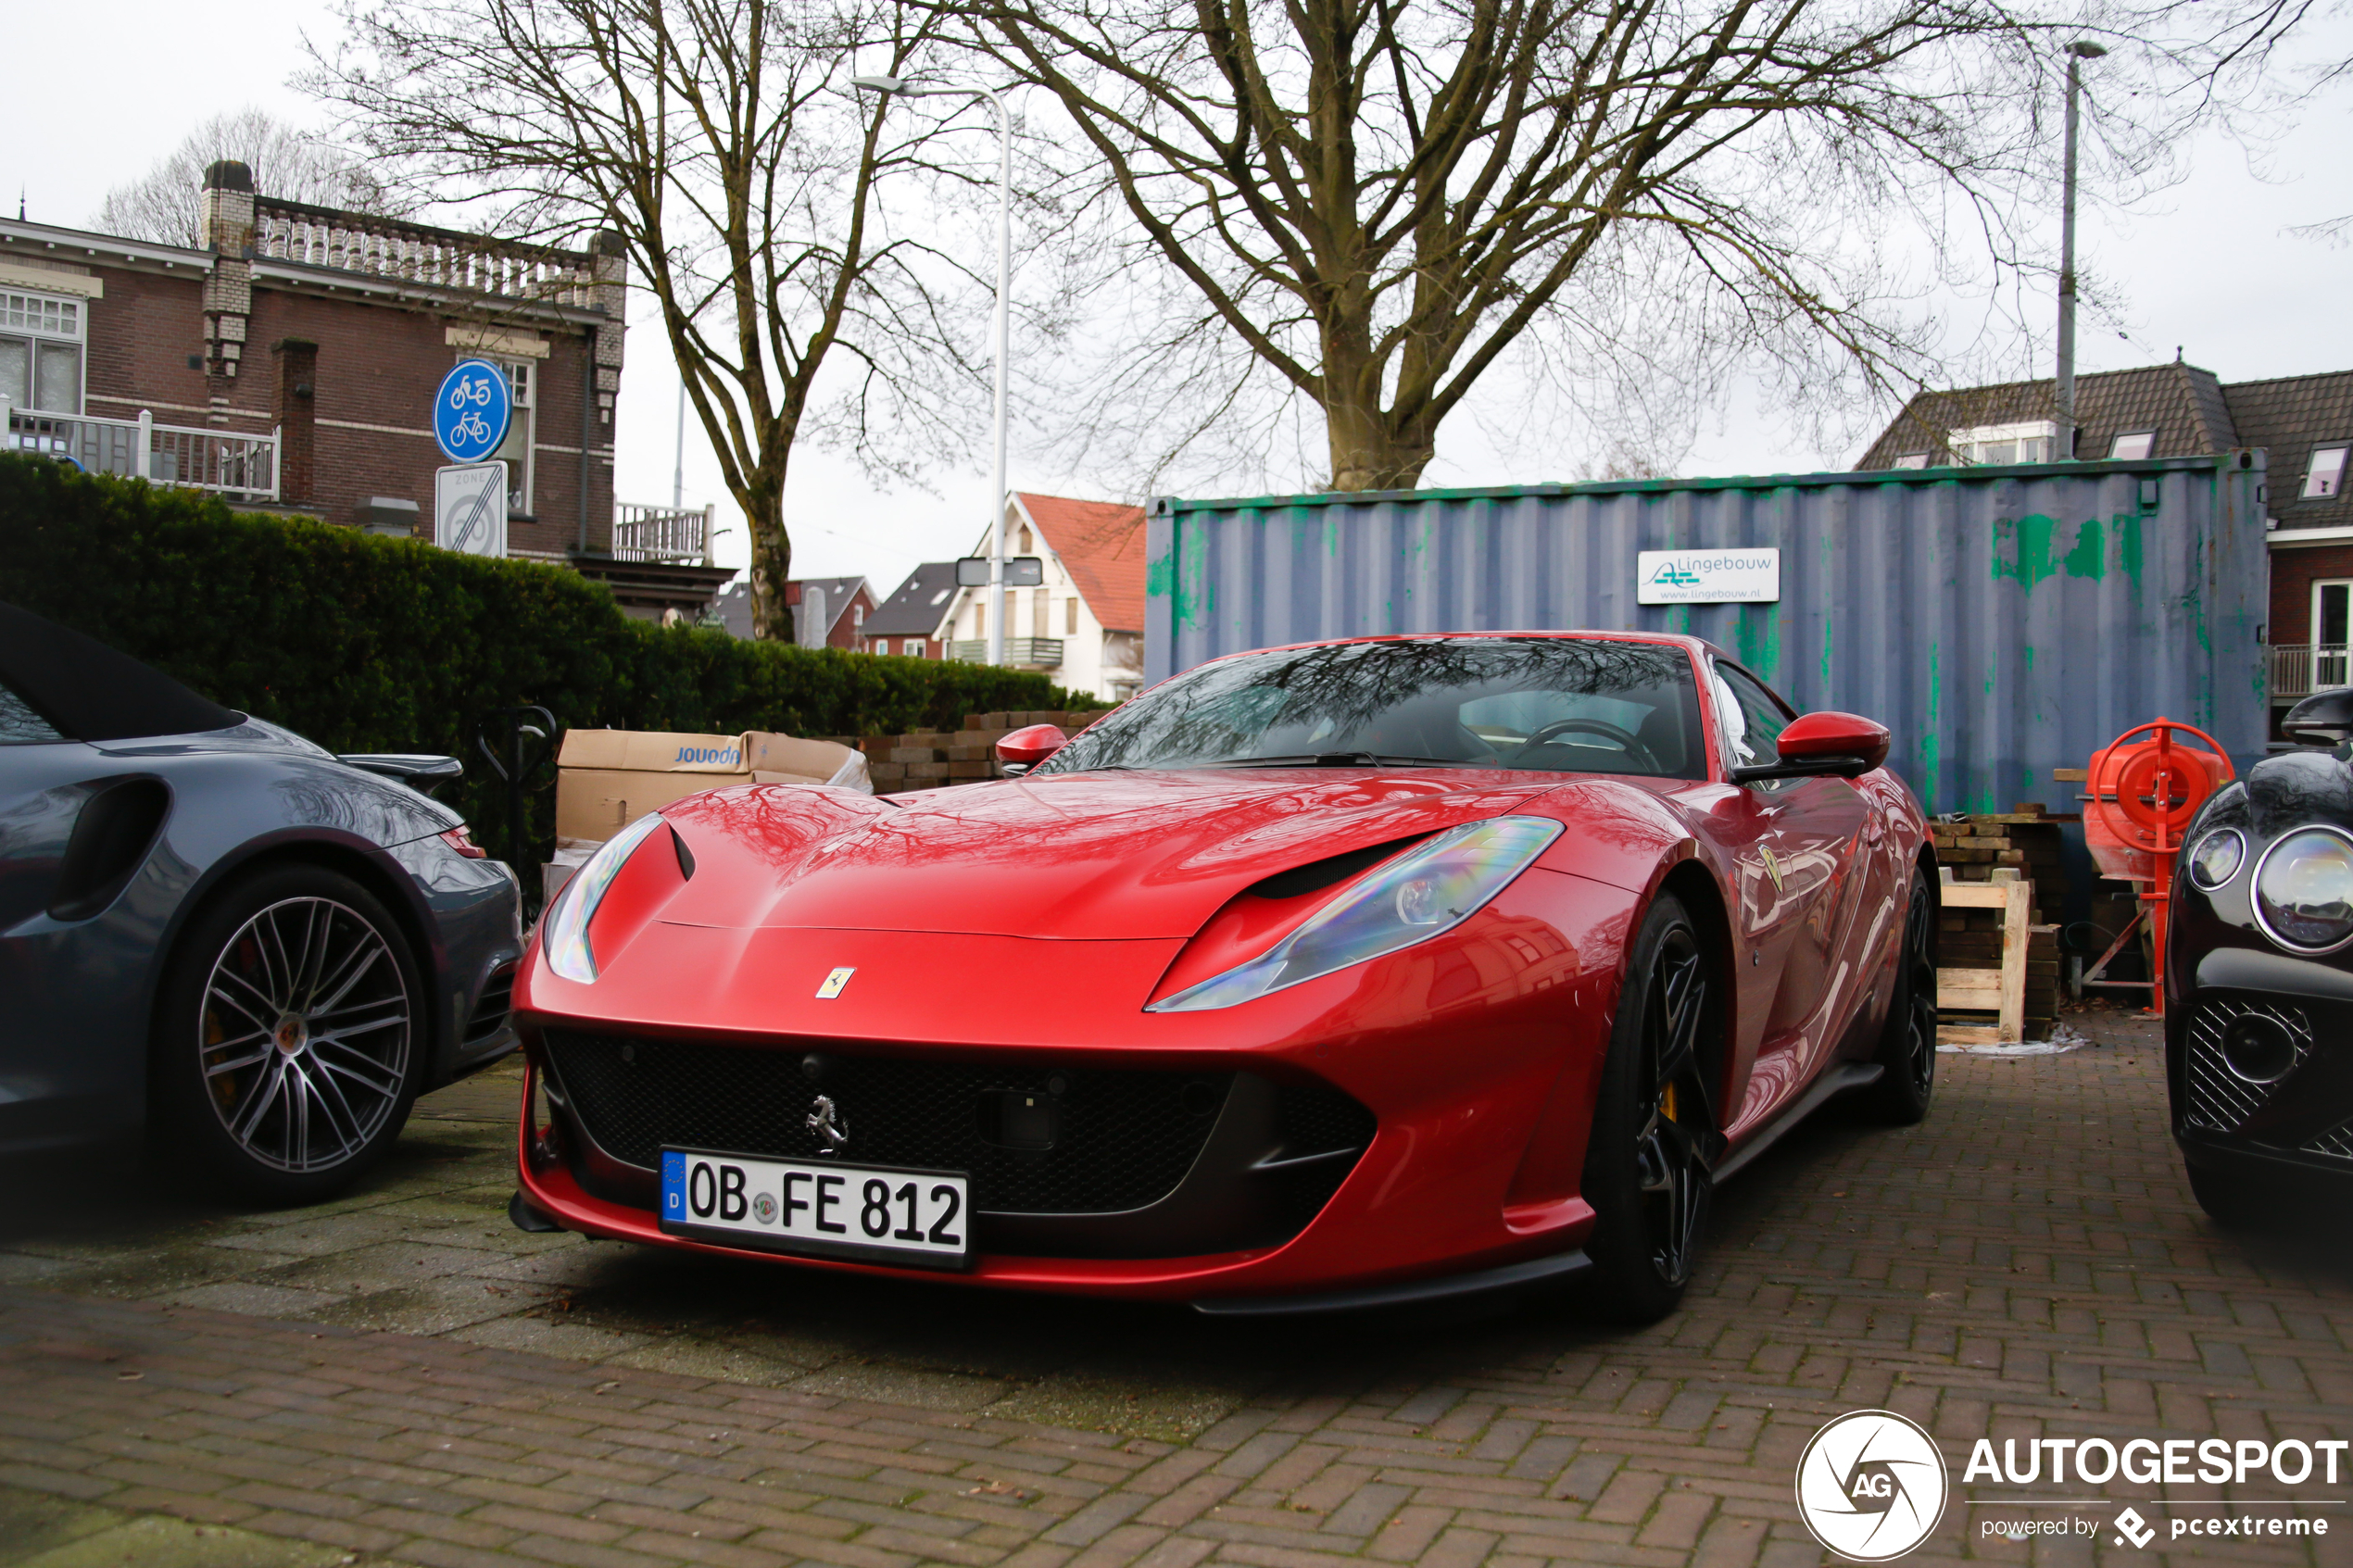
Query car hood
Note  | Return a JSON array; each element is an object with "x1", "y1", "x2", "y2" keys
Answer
[{"x1": 659, "y1": 769, "x2": 1595, "y2": 939}]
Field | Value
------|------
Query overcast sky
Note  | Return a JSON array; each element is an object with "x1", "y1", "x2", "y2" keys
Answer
[{"x1": 7, "y1": 2, "x2": 2347, "y2": 602}]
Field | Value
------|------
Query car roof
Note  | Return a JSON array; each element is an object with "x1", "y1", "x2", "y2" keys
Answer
[{"x1": 0, "y1": 600, "x2": 242, "y2": 742}]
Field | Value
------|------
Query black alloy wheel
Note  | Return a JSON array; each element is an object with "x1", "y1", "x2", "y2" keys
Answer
[
  {"x1": 1584, "y1": 893, "x2": 1723, "y2": 1324},
  {"x1": 150, "y1": 864, "x2": 424, "y2": 1202},
  {"x1": 1863, "y1": 869, "x2": 1939, "y2": 1124}
]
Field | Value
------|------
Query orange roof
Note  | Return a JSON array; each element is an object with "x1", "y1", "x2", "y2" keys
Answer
[{"x1": 1017, "y1": 493, "x2": 1148, "y2": 633}]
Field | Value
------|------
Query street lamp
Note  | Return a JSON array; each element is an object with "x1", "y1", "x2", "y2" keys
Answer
[
  {"x1": 853, "y1": 73, "x2": 1013, "y2": 667},
  {"x1": 2057, "y1": 39, "x2": 2107, "y2": 452}
]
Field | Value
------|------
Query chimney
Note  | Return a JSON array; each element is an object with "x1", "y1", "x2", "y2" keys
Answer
[{"x1": 199, "y1": 161, "x2": 256, "y2": 391}]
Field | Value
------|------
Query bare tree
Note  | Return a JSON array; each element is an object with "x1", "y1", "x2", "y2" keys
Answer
[
  {"x1": 94, "y1": 108, "x2": 406, "y2": 246},
  {"x1": 315, "y1": 0, "x2": 1001, "y2": 641},
  {"x1": 950, "y1": 0, "x2": 2285, "y2": 492}
]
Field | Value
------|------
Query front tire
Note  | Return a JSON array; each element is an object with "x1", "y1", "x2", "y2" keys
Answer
[
  {"x1": 1582, "y1": 893, "x2": 1723, "y2": 1325},
  {"x1": 149, "y1": 864, "x2": 424, "y2": 1203},
  {"x1": 1862, "y1": 868, "x2": 1938, "y2": 1124}
]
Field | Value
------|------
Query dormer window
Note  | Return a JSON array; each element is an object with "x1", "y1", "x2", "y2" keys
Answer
[
  {"x1": 1892, "y1": 453, "x2": 1930, "y2": 470},
  {"x1": 1949, "y1": 421, "x2": 2060, "y2": 466},
  {"x1": 2305, "y1": 445, "x2": 2348, "y2": 499},
  {"x1": 2109, "y1": 430, "x2": 2157, "y2": 460}
]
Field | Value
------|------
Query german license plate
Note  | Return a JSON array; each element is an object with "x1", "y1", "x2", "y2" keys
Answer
[{"x1": 658, "y1": 1148, "x2": 971, "y2": 1269}]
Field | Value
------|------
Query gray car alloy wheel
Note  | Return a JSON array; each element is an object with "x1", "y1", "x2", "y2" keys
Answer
[{"x1": 197, "y1": 896, "x2": 413, "y2": 1173}]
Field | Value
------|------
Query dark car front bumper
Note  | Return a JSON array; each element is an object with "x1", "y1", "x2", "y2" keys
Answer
[{"x1": 2168, "y1": 947, "x2": 2353, "y2": 1189}]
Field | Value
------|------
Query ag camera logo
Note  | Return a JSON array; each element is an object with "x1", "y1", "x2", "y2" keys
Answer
[{"x1": 1795, "y1": 1410, "x2": 1949, "y2": 1561}]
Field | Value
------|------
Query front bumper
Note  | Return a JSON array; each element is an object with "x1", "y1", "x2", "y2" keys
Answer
[
  {"x1": 511, "y1": 882, "x2": 1620, "y2": 1304},
  {"x1": 2167, "y1": 946, "x2": 2353, "y2": 1186}
]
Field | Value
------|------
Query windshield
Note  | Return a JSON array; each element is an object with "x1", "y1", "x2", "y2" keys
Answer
[{"x1": 1038, "y1": 637, "x2": 1708, "y2": 778}]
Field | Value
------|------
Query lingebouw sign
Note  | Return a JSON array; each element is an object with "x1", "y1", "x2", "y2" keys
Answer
[{"x1": 1636, "y1": 547, "x2": 1781, "y2": 604}]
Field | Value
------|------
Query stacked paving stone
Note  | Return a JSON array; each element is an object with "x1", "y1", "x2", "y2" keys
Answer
[
  {"x1": 839, "y1": 709, "x2": 1115, "y2": 796},
  {"x1": 1931, "y1": 806, "x2": 2066, "y2": 1038}
]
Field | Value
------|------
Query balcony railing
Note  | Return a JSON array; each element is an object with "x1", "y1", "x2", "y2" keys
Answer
[
  {"x1": 950, "y1": 637, "x2": 1064, "y2": 668},
  {"x1": 253, "y1": 197, "x2": 603, "y2": 308},
  {"x1": 6, "y1": 408, "x2": 279, "y2": 500},
  {"x1": 2271, "y1": 644, "x2": 2350, "y2": 701},
  {"x1": 613, "y1": 502, "x2": 711, "y2": 563}
]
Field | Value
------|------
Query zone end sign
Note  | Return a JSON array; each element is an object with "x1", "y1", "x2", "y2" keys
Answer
[
  {"x1": 435, "y1": 461, "x2": 509, "y2": 558},
  {"x1": 1637, "y1": 547, "x2": 1780, "y2": 605},
  {"x1": 434, "y1": 358, "x2": 512, "y2": 464}
]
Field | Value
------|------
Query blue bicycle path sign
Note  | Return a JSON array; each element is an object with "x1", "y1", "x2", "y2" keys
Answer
[{"x1": 434, "y1": 359, "x2": 512, "y2": 463}]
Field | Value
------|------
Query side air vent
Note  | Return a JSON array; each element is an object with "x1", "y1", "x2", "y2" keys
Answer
[
  {"x1": 1247, "y1": 833, "x2": 1431, "y2": 900},
  {"x1": 48, "y1": 777, "x2": 170, "y2": 922}
]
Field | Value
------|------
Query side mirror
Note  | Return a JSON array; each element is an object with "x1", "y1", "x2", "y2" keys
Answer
[
  {"x1": 1730, "y1": 710, "x2": 1890, "y2": 784},
  {"x1": 2284, "y1": 686, "x2": 2353, "y2": 744},
  {"x1": 995, "y1": 723, "x2": 1066, "y2": 773}
]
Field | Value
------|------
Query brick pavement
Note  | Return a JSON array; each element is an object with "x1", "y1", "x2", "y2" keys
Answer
[{"x1": 2, "y1": 1012, "x2": 2348, "y2": 1567}]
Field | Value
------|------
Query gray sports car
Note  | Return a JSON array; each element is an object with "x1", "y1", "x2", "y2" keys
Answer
[{"x1": 0, "y1": 600, "x2": 522, "y2": 1199}]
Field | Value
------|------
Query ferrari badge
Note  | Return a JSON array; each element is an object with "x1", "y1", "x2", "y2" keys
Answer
[{"x1": 815, "y1": 966, "x2": 855, "y2": 998}]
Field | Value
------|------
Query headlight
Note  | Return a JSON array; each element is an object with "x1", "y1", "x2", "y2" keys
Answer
[
  {"x1": 1145, "y1": 816, "x2": 1564, "y2": 1012},
  {"x1": 2186, "y1": 827, "x2": 2245, "y2": 889},
  {"x1": 541, "y1": 812, "x2": 667, "y2": 983},
  {"x1": 2253, "y1": 827, "x2": 2353, "y2": 953}
]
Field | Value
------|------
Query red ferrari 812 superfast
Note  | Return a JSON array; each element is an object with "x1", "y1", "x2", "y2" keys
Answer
[{"x1": 511, "y1": 632, "x2": 1935, "y2": 1322}]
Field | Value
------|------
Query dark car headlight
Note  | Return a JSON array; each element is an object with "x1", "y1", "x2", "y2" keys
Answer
[
  {"x1": 541, "y1": 812, "x2": 666, "y2": 982},
  {"x1": 2185, "y1": 827, "x2": 2245, "y2": 890},
  {"x1": 1146, "y1": 816, "x2": 1563, "y2": 1012},
  {"x1": 2252, "y1": 826, "x2": 2353, "y2": 953}
]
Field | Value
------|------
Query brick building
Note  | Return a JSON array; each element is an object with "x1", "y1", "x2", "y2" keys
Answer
[
  {"x1": 2, "y1": 160, "x2": 727, "y2": 618},
  {"x1": 860, "y1": 561, "x2": 959, "y2": 659},
  {"x1": 712, "y1": 576, "x2": 876, "y2": 646},
  {"x1": 1857, "y1": 361, "x2": 2353, "y2": 716}
]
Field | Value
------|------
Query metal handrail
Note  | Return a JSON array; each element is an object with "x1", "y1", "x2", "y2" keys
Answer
[
  {"x1": 6, "y1": 407, "x2": 279, "y2": 500},
  {"x1": 2271, "y1": 644, "x2": 2350, "y2": 700},
  {"x1": 612, "y1": 502, "x2": 711, "y2": 563}
]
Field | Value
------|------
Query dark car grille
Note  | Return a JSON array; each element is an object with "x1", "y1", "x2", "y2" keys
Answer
[
  {"x1": 2182, "y1": 997, "x2": 2311, "y2": 1135},
  {"x1": 543, "y1": 1029, "x2": 1370, "y2": 1219}
]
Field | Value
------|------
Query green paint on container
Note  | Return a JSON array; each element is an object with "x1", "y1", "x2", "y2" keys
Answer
[
  {"x1": 1993, "y1": 513, "x2": 2109, "y2": 589},
  {"x1": 1731, "y1": 605, "x2": 1782, "y2": 679},
  {"x1": 1146, "y1": 532, "x2": 1208, "y2": 632},
  {"x1": 2119, "y1": 514, "x2": 2145, "y2": 590}
]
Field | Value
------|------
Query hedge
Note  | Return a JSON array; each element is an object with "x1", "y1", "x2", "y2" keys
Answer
[{"x1": 0, "y1": 457, "x2": 1088, "y2": 861}]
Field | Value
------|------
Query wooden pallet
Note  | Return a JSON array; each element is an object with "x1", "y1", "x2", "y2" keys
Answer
[{"x1": 1937, "y1": 870, "x2": 2033, "y2": 1046}]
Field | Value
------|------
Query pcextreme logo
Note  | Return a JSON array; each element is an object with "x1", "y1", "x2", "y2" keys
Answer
[{"x1": 1794, "y1": 1410, "x2": 1950, "y2": 1561}]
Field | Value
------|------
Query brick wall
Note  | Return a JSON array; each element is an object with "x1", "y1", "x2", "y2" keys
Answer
[
  {"x1": 69, "y1": 258, "x2": 615, "y2": 551},
  {"x1": 832, "y1": 709, "x2": 1114, "y2": 794},
  {"x1": 2267, "y1": 541, "x2": 2353, "y2": 643}
]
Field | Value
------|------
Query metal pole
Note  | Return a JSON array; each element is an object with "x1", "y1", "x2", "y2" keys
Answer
[
  {"x1": 986, "y1": 89, "x2": 1011, "y2": 669},
  {"x1": 2057, "y1": 42, "x2": 2102, "y2": 453},
  {"x1": 673, "y1": 377, "x2": 686, "y2": 510}
]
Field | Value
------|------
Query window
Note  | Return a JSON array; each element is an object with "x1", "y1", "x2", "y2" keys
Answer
[
  {"x1": 905, "y1": 638, "x2": 925, "y2": 658},
  {"x1": 1, "y1": 290, "x2": 84, "y2": 417},
  {"x1": 484, "y1": 358, "x2": 534, "y2": 513},
  {"x1": 1065, "y1": 596, "x2": 1078, "y2": 635},
  {"x1": 1018, "y1": 525, "x2": 1033, "y2": 553},
  {"x1": 1031, "y1": 590, "x2": 1051, "y2": 638},
  {"x1": 2306, "y1": 445, "x2": 2349, "y2": 500},
  {"x1": 1710, "y1": 661, "x2": 1794, "y2": 771},
  {"x1": 1891, "y1": 453, "x2": 1930, "y2": 470},
  {"x1": 0, "y1": 675, "x2": 64, "y2": 744},
  {"x1": 1037, "y1": 638, "x2": 1708, "y2": 779},
  {"x1": 2316, "y1": 582, "x2": 2352, "y2": 688},
  {"x1": 1949, "y1": 420, "x2": 2060, "y2": 466},
  {"x1": 2109, "y1": 430, "x2": 2157, "y2": 460},
  {"x1": 851, "y1": 602, "x2": 864, "y2": 632}
]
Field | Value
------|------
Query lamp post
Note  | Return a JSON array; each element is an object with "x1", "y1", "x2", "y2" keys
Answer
[
  {"x1": 853, "y1": 73, "x2": 1013, "y2": 666},
  {"x1": 2057, "y1": 39, "x2": 2107, "y2": 453}
]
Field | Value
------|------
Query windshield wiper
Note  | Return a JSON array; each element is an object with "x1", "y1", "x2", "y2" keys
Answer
[{"x1": 1202, "y1": 753, "x2": 1465, "y2": 769}]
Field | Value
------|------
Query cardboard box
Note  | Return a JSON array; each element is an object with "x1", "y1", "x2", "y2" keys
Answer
[{"x1": 555, "y1": 729, "x2": 863, "y2": 842}]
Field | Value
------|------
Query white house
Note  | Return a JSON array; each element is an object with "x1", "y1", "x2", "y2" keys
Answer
[{"x1": 941, "y1": 493, "x2": 1147, "y2": 704}]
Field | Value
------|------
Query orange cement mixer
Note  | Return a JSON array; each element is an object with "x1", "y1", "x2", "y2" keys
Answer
[{"x1": 2078, "y1": 719, "x2": 2233, "y2": 1017}]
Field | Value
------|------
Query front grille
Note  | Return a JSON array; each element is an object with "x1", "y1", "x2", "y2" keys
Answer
[
  {"x1": 464, "y1": 963, "x2": 518, "y2": 1050},
  {"x1": 2306, "y1": 1123, "x2": 2353, "y2": 1161},
  {"x1": 2182, "y1": 997, "x2": 2311, "y2": 1135},
  {"x1": 544, "y1": 1030, "x2": 1231, "y2": 1214}
]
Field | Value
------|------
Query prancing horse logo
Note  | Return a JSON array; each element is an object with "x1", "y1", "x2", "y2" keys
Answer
[{"x1": 806, "y1": 1095, "x2": 849, "y2": 1153}]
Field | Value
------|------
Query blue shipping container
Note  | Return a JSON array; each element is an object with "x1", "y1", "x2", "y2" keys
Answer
[{"x1": 1146, "y1": 454, "x2": 2270, "y2": 820}]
